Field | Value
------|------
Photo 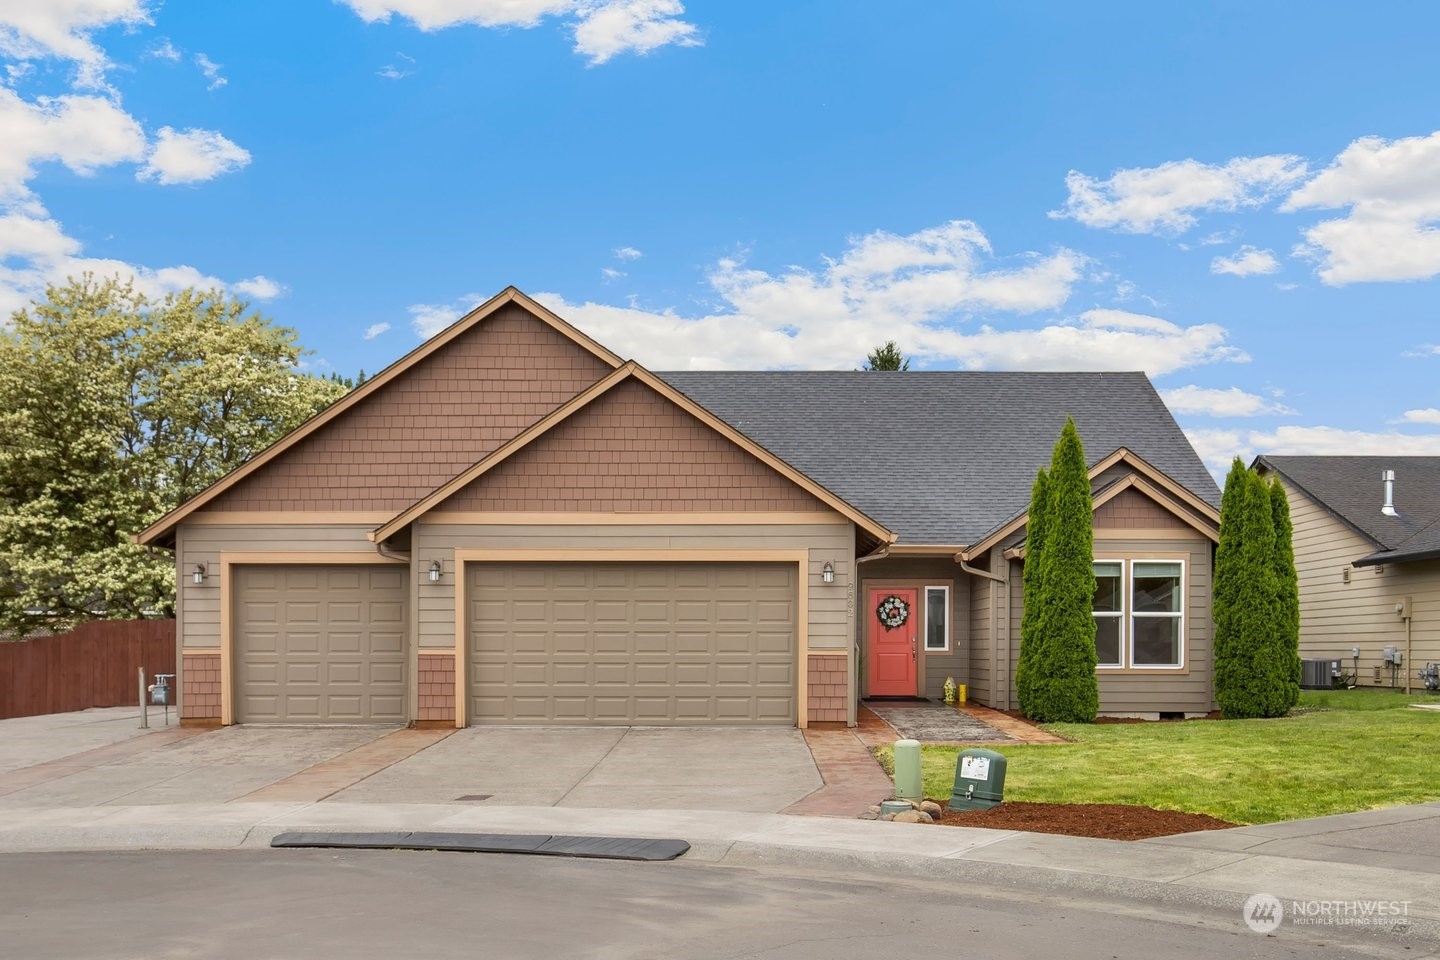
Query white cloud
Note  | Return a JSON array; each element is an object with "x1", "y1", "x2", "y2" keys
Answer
[
  {"x1": 572, "y1": 0, "x2": 699, "y2": 65},
  {"x1": 1210, "y1": 245, "x2": 1280, "y2": 277},
  {"x1": 138, "y1": 127, "x2": 250, "y2": 185},
  {"x1": 377, "y1": 53, "x2": 415, "y2": 80},
  {"x1": 1284, "y1": 131, "x2": 1440, "y2": 285},
  {"x1": 144, "y1": 37, "x2": 178, "y2": 61},
  {"x1": 1185, "y1": 425, "x2": 1440, "y2": 477},
  {"x1": 600, "y1": 266, "x2": 624, "y2": 281},
  {"x1": 362, "y1": 322, "x2": 391, "y2": 340},
  {"x1": 1404, "y1": 344, "x2": 1440, "y2": 358},
  {"x1": 341, "y1": 0, "x2": 571, "y2": 29},
  {"x1": 461, "y1": 220, "x2": 1244, "y2": 374},
  {"x1": 1160, "y1": 385, "x2": 1295, "y2": 418},
  {"x1": 1393, "y1": 408, "x2": 1440, "y2": 425},
  {"x1": 0, "y1": 0, "x2": 149, "y2": 83},
  {"x1": 536, "y1": 293, "x2": 1247, "y2": 374},
  {"x1": 1053, "y1": 155, "x2": 1308, "y2": 234},
  {"x1": 193, "y1": 52, "x2": 226, "y2": 90},
  {"x1": 0, "y1": 87, "x2": 146, "y2": 200},
  {"x1": 339, "y1": 0, "x2": 699, "y2": 64},
  {"x1": 409, "y1": 294, "x2": 483, "y2": 338},
  {"x1": 614, "y1": 245, "x2": 642, "y2": 261},
  {"x1": 233, "y1": 275, "x2": 282, "y2": 300}
]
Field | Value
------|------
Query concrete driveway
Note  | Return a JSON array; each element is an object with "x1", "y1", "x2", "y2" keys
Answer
[{"x1": 0, "y1": 710, "x2": 823, "y2": 814}]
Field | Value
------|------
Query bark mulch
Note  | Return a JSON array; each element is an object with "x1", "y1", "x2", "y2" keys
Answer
[{"x1": 935, "y1": 801, "x2": 1237, "y2": 840}]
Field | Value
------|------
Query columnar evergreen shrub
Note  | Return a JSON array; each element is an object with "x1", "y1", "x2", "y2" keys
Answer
[
  {"x1": 1022, "y1": 418, "x2": 1099, "y2": 723},
  {"x1": 1270, "y1": 478, "x2": 1302, "y2": 710},
  {"x1": 1015, "y1": 468, "x2": 1050, "y2": 717},
  {"x1": 1214, "y1": 461, "x2": 1293, "y2": 718}
]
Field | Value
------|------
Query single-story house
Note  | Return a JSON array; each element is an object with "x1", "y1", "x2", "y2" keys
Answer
[
  {"x1": 1254, "y1": 456, "x2": 1440, "y2": 688},
  {"x1": 137, "y1": 287, "x2": 1222, "y2": 727}
]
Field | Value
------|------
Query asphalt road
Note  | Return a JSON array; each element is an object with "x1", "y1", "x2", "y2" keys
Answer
[{"x1": 0, "y1": 850, "x2": 1421, "y2": 959}]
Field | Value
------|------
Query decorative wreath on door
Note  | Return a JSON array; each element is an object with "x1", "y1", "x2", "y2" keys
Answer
[{"x1": 876, "y1": 594, "x2": 910, "y2": 630}]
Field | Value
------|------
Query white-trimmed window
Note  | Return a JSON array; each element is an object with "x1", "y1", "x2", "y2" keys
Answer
[
  {"x1": 923, "y1": 585, "x2": 949, "y2": 652},
  {"x1": 1092, "y1": 559, "x2": 1186, "y2": 670},
  {"x1": 1092, "y1": 562, "x2": 1124, "y2": 667}
]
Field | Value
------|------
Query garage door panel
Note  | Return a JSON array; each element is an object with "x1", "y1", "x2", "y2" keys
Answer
[
  {"x1": 468, "y1": 562, "x2": 796, "y2": 725},
  {"x1": 234, "y1": 564, "x2": 407, "y2": 724}
]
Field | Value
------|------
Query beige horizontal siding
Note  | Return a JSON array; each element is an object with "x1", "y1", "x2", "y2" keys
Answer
[
  {"x1": 1276, "y1": 479, "x2": 1440, "y2": 685},
  {"x1": 1004, "y1": 534, "x2": 1214, "y2": 715},
  {"x1": 857, "y1": 556, "x2": 971, "y2": 699},
  {"x1": 413, "y1": 521, "x2": 855, "y2": 653},
  {"x1": 176, "y1": 522, "x2": 381, "y2": 648}
]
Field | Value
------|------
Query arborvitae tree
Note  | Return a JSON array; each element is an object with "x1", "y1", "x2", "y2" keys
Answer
[
  {"x1": 1211, "y1": 458, "x2": 1248, "y2": 711},
  {"x1": 1270, "y1": 478, "x2": 1302, "y2": 710},
  {"x1": 1024, "y1": 418, "x2": 1099, "y2": 723},
  {"x1": 1015, "y1": 468, "x2": 1051, "y2": 717},
  {"x1": 1214, "y1": 465, "x2": 1288, "y2": 718},
  {"x1": 862, "y1": 341, "x2": 910, "y2": 371}
]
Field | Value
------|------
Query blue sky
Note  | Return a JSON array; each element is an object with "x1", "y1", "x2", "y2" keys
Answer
[{"x1": 4, "y1": 2, "x2": 1440, "y2": 476}]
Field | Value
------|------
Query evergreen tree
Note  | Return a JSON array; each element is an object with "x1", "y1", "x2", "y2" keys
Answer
[
  {"x1": 1024, "y1": 418, "x2": 1099, "y2": 722},
  {"x1": 1270, "y1": 477, "x2": 1302, "y2": 710},
  {"x1": 1015, "y1": 468, "x2": 1050, "y2": 717},
  {"x1": 862, "y1": 341, "x2": 910, "y2": 371},
  {"x1": 1214, "y1": 464, "x2": 1289, "y2": 718}
]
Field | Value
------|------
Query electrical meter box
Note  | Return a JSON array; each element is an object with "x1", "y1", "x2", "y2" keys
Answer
[{"x1": 950, "y1": 747, "x2": 1007, "y2": 811}]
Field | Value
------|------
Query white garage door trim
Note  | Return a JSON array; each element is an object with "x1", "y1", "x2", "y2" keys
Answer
[
  {"x1": 451, "y1": 548, "x2": 812, "y2": 728},
  {"x1": 217, "y1": 552, "x2": 409, "y2": 725}
]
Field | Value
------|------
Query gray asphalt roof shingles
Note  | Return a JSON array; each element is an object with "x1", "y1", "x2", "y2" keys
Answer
[
  {"x1": 1257, "y1": 455, "x2": 1440, "y2": 565},
  {"x1": 660, "y1": 371, "x2": 1218, "y2": 545}
]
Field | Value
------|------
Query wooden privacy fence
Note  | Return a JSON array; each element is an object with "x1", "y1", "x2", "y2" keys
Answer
[{"x1": 0, "y1": 619, "x2": 175, "y2": 720}]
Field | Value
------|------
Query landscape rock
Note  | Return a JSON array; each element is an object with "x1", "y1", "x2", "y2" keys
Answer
[
  {"x1": 919, "y1": 801, "x2": 943, "y2": 818},
  {"x1": 866, "y1": 805, "x2": 882, "y2": 815},
  {"x1": 857, "y1": 811, "x2": 878, "y2": 820},
  {"x1": 893, "y1": 810, "x2": 925, "y2": 824},
  {"x1": 880, "y1": 813, "x2": 897, "y2": 821}
]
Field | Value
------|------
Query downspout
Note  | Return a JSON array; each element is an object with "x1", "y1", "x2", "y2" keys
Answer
[{"x1": 957, "y1": 552, "x2": 1010, "y2": 710}]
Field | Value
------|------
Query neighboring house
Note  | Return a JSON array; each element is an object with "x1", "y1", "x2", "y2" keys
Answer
[
  {"x1": 1254, "y1": 456, "x2": 1440, "y2": 688},
  {"x1": 137, "y1": 287, "x2": 1221, "y2": 728}
]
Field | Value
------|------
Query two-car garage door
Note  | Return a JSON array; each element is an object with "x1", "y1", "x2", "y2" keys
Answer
[{"x1": 468, "y1": 562, "x2": 798, "y2": 725}]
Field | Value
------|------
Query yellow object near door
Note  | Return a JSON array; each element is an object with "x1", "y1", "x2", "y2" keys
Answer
[{"x1": 957, "y1": 683, "x2": 967, "y2": 705}]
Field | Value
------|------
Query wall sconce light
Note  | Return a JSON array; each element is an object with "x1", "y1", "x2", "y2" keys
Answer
[
  {"x1": 428, "y1": 560, "x2": 443, "y2": 583},
  {"x1": 821, "y1": 561, "x2": 835, "y2": 584},
  {"x1": 192, "y1": 563, "x2": 206, "y2": 585}
]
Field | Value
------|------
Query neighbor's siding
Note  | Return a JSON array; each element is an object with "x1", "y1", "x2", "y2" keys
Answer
[{"x1": 1273, "y1": 478, "x2": 1440, "y2": 686}]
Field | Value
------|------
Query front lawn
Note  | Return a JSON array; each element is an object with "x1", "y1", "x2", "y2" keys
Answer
[{"x1": 877, "y1": 689, "x2": 1440, "y2": 825}]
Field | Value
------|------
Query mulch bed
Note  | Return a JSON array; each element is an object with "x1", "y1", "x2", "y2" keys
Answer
[{"x1": 934, "y1": 801, "x2": 1237, "y2": 840}]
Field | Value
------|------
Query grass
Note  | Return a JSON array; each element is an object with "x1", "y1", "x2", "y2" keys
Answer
[{"x1": 876, "y1": 688, "x2": 1440, "y2": 825}]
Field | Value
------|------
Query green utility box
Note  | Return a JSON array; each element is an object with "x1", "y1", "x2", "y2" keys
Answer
[{"x1": 950, "y1": 747, "x2": 1007, "y2": 810}]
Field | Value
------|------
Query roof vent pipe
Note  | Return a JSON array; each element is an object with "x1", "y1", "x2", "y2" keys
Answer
[{"x1": 1382, "y1": 469, "x2": 1399, "y2": 518}]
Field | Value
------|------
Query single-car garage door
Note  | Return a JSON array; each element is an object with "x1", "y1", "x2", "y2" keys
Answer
[
  {"x1": 234, "y1": 564, "x2": 407, "y2": 723},
  {"x1": 468, "y1": 562, "x2": 796, "y2": 725}
]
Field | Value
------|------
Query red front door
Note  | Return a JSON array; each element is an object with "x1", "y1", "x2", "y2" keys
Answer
[{"x1": 867, "y1": 587, "x2": 918, "y2": 696}]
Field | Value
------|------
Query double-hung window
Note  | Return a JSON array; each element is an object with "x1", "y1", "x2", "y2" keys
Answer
[{"x1": 1092, "y1": 559, "x2": 1185, "y2": 670}]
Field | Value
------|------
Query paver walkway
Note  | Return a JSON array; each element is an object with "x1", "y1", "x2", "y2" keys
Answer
[
  {"x1": 784, "y1": 724, "x2": 893, "y2": 817},
  {"x1": 856, "y1": 700, "x2": 1065, "y2": 747}
]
